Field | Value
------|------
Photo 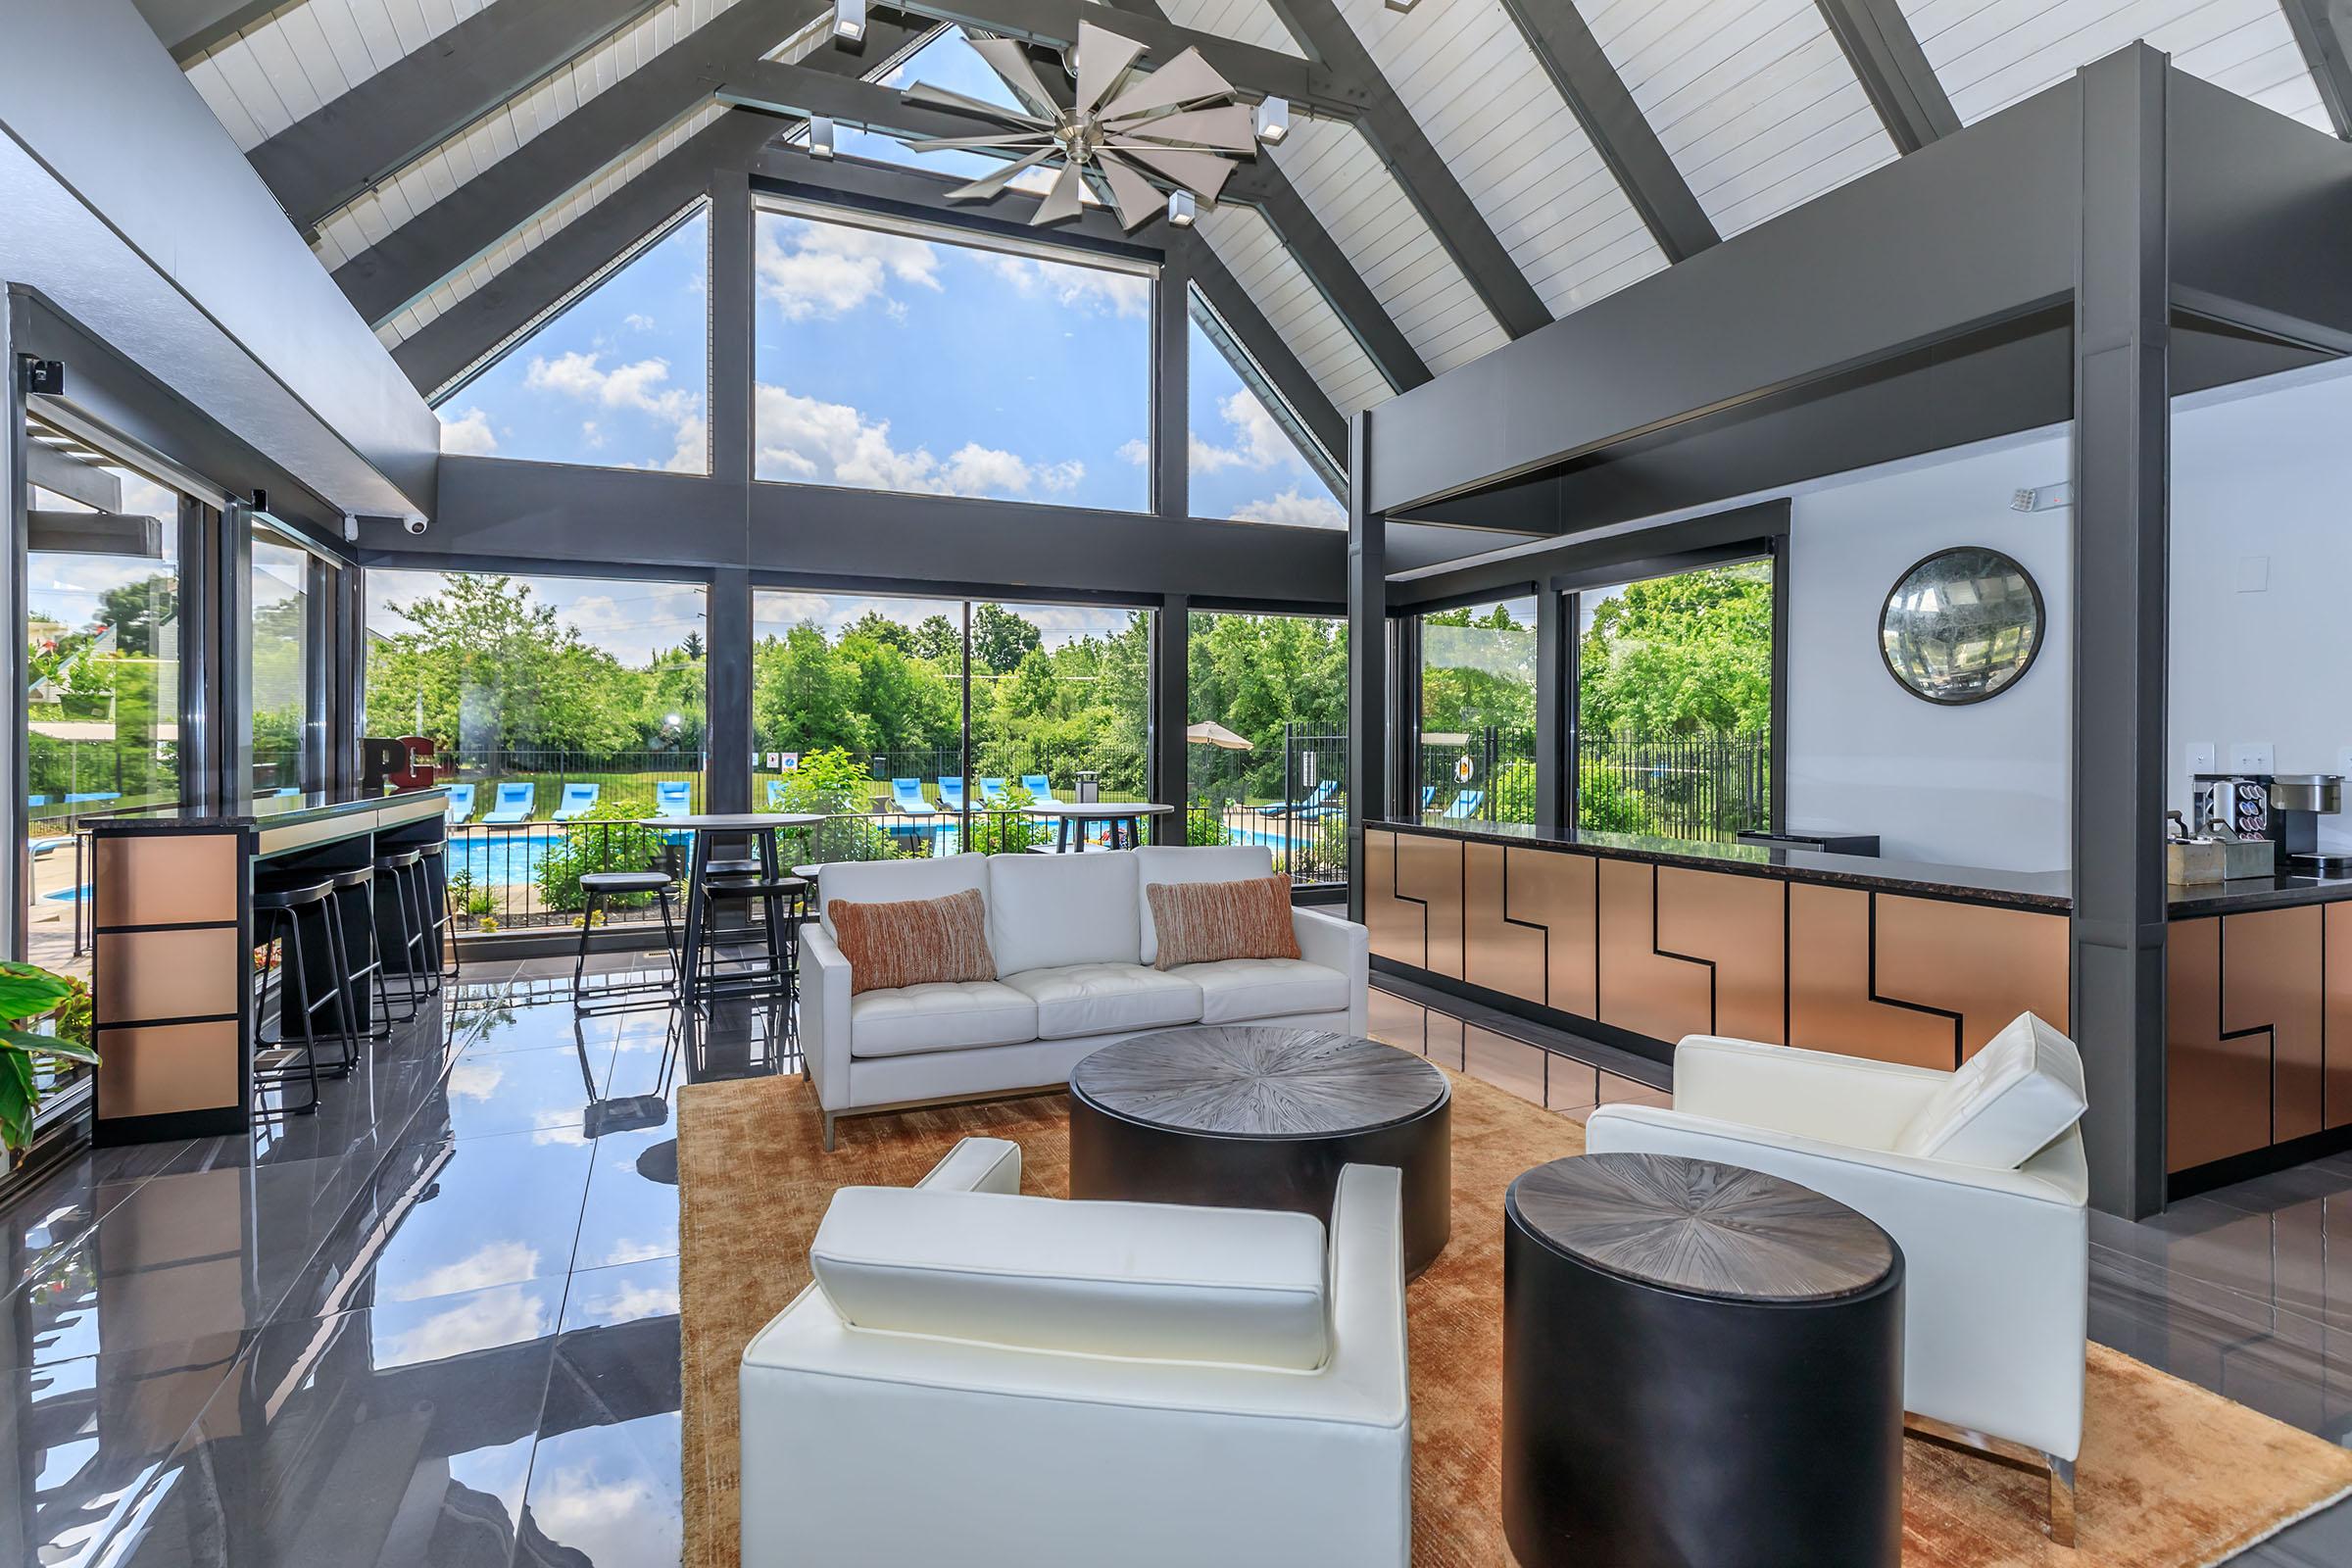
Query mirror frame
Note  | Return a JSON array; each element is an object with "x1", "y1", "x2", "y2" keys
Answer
[{"x1": 1877, "y1": 546, "x2": 2045, "y2": 708}]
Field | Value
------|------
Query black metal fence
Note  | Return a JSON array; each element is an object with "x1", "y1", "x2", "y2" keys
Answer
[
  {"x1": 1415, "y1": 727, "x2": 1540, "y2": 826},
  {"x1": 1577, "y1": 732, "x2": 1771, "y2": 844}
]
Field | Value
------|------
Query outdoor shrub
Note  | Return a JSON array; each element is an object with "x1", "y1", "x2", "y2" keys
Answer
[
  {"x1": 1576, "y1": 760, "x2": 1656, "y2": 836},
  {"x1": 969, "y1": 782, "x2": 1048, "y2": 855},
  {"x1": 1492, "y1": 759, "x2": 1538, "y2": 823},
  {"x1": 536, "y1": 800, "x2": 671, "y2": 912},
  {"x1": 1186, "y1": 803, "x2": 1228, "y2": 847}
]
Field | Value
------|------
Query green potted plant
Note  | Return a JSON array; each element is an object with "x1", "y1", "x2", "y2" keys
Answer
[{"x1": 0, "y1": 962, "x2": 98, "y2": 1158}]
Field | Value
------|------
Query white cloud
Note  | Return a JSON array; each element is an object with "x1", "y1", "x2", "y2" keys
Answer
[
  {"x1": 758, "y1": 216, "x2": 941, "y2": 321},
  {"x1": 520, "y1": 351, "x2": 703, "y2": 470},
  {"x1": 623, "y1": 313, "x2": 655, "y2": 331},
  {"x1": 1232, "y1": 486, "x2": 1345, "y2": 529},
  {"x1": 390, "y1": 1239, "x2": 543, "y2": 1301},
  {"x1": 378, "y1": 1284, "x2": 553, "y2": 1366},
  {"x1": 1116, "y1": 438, "x2": 1150, "y2": 466},
  {"x1": 973, "y1": 252, "x2": 1151, "y2": 318},
  {"x1": 756, "y1": 383, "x2": 1084, "y2": 502},
  {"x1": 1190, "y1": 388, "x2": 1298, "y2": 474},
  {"x1": 438, "y1": 407, "x2": 499, "y2": 457},
  {"x1": 664, "y1": 414, "x2": 707, "y2": 474}
]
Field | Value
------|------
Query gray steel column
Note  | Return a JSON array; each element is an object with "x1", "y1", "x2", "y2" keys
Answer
[
  {"x1": 3, "y1": 307, "x2": 26, "y2": 959},
  {"x1": 2071, "y1": 45, "x2": 2171, "y2": 1219},
  {"x1": 304, "y1": 551, "x2": 337, "y2": 792},
  {"x1": 219, "y1": 502, "x2": 254, "y2": 803},
  {"x1": 1813, "y1": 0, "x2": 1962, "y2": 153},
  {"x1": 174, "y1": 497, "x2": 221, "y2": 812},
  {"x1": 709, "y1": 170, "x2": 755, "y2": 485},
  {"x1": 707, "y1": 567, "x2": 753, "y2": 814},
  {"x1": 1345, "y1": 412, "x2": 1384, "y2": 922},
  {"x1": 2281, "y1": 0, "x2": 2352, "y2": 140},
  {"x1": 1535, "y1": 587, "x2": 1564, "y2": 836},
  {"x1": 1151, "y1": 595, "x2": 1190, "y2": 845},
  {"x1": 1153, "y1": 250, "x2": 1191, "y2": 522}
]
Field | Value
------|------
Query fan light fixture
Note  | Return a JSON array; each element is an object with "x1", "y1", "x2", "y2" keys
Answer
[
  {"x1": 896, "y1": 20, "x2": 1258, "y2": 230},
  {"x1": 831, "y1": 0, "x2": 864, "y2": 44}
]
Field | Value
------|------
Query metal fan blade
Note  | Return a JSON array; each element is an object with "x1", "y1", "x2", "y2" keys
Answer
[
  {"x1": 902, "y1": 80, "x2": 1049, "y2": 126},
  {"x1": 900, "y1": 131, "x2": 1057, "y2": 153},
  {"x1": 1099, "y1": 47, "x2": 1233, "y2": 122},
  {"x1": 1074, "y1": 21, "x2": 1148, "y2": 115},
  {"x1": 1114, "y1": 142, "x2": 1237, "y2": 202},
  {"x1": 1093, "y1": 150, "x2": 1164, "y2": 230},
  {"x1": 1111, "y1": 104, "x2": 1255, "y2": 152},
  {"x1": 969, "y1": 36, "x2": 1065, "y2": 122},
  {"x1": 945, "y1": 144, "x2": 1061, "y2": 202},
  {"x1": 1031, "y1": 158, "x2": 1085, "y2": 225}
]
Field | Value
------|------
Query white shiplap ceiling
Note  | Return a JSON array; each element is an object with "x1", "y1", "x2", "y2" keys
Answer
[{"x1": 161, "y1": 0, "x2": 2352, "y2": 438}]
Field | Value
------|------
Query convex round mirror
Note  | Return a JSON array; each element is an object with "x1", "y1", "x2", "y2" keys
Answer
[{"x1": 1879, "y1": 547, "x2": 2044, "y2": 705}]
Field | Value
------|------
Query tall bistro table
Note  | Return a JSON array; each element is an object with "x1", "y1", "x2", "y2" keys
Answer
[
  {"x1": 1501, "y1": 1152, "x2": 1904, "y2": 1567},
  {"x1": 1021, "y1": 800, "x2": 1175, "y2": 852},
  {"x1": 638, "y1": 813, "x2": 827, "y2": 1002}
]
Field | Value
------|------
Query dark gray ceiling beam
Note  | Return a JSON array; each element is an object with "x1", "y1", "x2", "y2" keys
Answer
[
  {"x1": 892, "y1": 0, "x2": 1371, "y2": 120},
  {"x1": 1261, "y1": 0, "x2": 1551, "y2": 339},
  {"x1": 1814, "y1": 0, "x2": 1961, "y2": 152},
  {"x1": 132, "y1": 0, "x2": 296, "y2": 62},
  {"x1": 332, "y1": 0, "x2": 837, "y2": 328},
  {"x1": 251, "y1": 0, "x2": 670, "y2": 235},
  {"x1": 1493, "y1": 0, "x2": 1719, "y2": 263},
  {"x1": 2280, "y1": 0, "x2": 2352, "y2": 138},
  {"x1": 1181, "y1": 231, "x2": 1348, "y2": 461}
]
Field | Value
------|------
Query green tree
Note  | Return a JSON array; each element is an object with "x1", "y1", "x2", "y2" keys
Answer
[
  {"x1": 971, "y1": 602, "x2": 1041, "y2": 675},
  {"x1": 910, "y1": 613, "x2": 961, "y2": 663},
  {"x1": 843, "y1": 610, "x2": 914, "y2": 654},
  {"x1": 1578, "y1": 564, "x2": 1772, "y2": 735},
  {"x1": 95, "y1": 573, "x2": 177, "y2": 659}
]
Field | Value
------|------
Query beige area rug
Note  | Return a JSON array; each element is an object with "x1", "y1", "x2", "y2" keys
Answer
[{"x1": 678, "y1": 1065, "x2": 2352, "y2": 1566}]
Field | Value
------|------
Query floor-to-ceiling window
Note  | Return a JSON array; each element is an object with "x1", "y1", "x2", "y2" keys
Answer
[
  {"x1": 1417, "y1": 597, "x2": 1538, "y2": 833},
  {"x1": 249, "y1": 531, "x2": 314, "y2": 793},
  {"x1": 1187, "y1": 611, "x2": 1348, "y2": 882}
]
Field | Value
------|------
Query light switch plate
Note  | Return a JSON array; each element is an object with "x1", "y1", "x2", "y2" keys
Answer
[
  {"x1": 2232, "y1": 743, "x2": 2276, "y2": 772},
  {"x1": 2236, "y1": 556, "x2": 2271, "y2": 593},
  {"x1": 2186, "y1": 742, "x2": 2216, "y2": 774}
]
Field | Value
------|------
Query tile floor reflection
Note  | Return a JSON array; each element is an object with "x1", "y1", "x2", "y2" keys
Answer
[{"x1": 0, "y1": 956, "x2": 2340, "y2": 1564}]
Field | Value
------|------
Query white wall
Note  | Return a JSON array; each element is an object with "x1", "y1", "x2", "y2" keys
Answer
[{"x1": 1781, "y1": 429, "x2": 2075, "y2": 871}]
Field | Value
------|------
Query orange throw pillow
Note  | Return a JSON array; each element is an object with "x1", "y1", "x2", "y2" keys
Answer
[
  {"x1": 828, "y1": 888, "x2": 998, "y2": 996},
  {"x1": 1147, "y1": 876, "x2": 1301, "y2": 971}
]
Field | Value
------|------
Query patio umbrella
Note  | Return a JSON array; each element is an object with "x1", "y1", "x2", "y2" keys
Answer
[{"x1": 1185, "y1": 721, "x2": 1253, "y2": 751}]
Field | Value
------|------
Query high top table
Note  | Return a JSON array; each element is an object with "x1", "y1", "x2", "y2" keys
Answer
[
  {"x1": 638, "y1": 814, "x2": 826, "y2": 1002},
  {"x1": 1020, "y1": 800, "x2": 1174, "y2": 852}
]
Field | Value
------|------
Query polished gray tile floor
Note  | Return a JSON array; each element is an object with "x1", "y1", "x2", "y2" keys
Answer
[{"x1": 4, "y1": 962, "x2": 2346, "y2": 1564}]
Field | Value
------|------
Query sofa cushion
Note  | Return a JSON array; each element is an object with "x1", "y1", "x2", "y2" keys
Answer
[
  {"x1": 1893, "y1": 1011, "x2": 2087, "y2": 1169},
  {"x1": 850, "y1": 981, "x2": 1039, "y2": 1058},
  {"x1": 1172, "y1": 957, "x2": 1350, "y2": 1025},
  {"x1": 1133, "y1": 844, "x2": 1275, "y2": 964},
  {"x1": 986, "y1": 853, "x2": 1142, "y2": 975},
  {"x1": 810, "y1": 1186, "x2": 1330, "y2": 1370},
  {"x1": 1002, "y1": 964, "x2": 1203, "y2": 1040},
  {"x1": 816, "y1": 854, "x2": 988, "y2": 939},
  {"x1": 830, "y1": 888, "x2": 997, "y2": 997},
  {"x1": 1148, "y1": 876, "x2": 1302, "y2": 970}
]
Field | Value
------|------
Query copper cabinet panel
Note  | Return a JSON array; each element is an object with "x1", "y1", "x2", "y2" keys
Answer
[
  {"x1": 1362, "y1": 830, "x2": 1424, "y2": 966},
  {"x1": 1396, "y1": 832, "x2": 1466, "y2": 980},
  {"x1": 94, "y1": 1021, "x2": 242, "y2": 1119},
  {"x1": 2168, "y1": 916, "x2": 2273, "y2": 1172},
  {"x1": 1464, "y1": 840, "x2": 1547, "y2": 1004},
  {"x1": 2222, "y1": 906, "x2": 2326, "y2": 1145},
  {"x1": 95, "y1": 928, "x2": 242, "y2": 1024},
  {"x1": 1509, "y1": 845, "x2": 1597, "y2": 1017},
  {"x1": 1655, "y1": 866, "x2": 1787, "y2": 1045},
  {"x1": 1786, "y1": 883, "x2": 1957, "y2": 1068},
  {"x1": 1594, "y1": 858, "x2": 1711, "y2": 1045},
  {"x1": 1875, "y1": 893, "x2": 2072, "y2": 1060},
  {"x1": 2328, "y1": 905, "x2": 2352, "y2": 1131},
  {"x1": 93, "y1": 835, "x2": 241, "y2": 929}
]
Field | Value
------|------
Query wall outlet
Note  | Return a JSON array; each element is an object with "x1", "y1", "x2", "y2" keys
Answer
[
  {"x1": 2186, "y1": 742, "x2": 2216, "y2": 774},
  {"x1": 2232, "y1": 743, "x2": 2277, "y2": 772}
]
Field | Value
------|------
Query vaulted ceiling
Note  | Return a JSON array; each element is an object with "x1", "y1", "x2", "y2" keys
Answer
[{"x1": 140, "y1": 0, "x2": 2349, "y2": 457}]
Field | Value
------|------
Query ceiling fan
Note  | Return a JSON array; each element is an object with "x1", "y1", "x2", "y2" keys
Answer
[{"x1": 893, "y1": 19, "x2": 1263, "y2": 230}]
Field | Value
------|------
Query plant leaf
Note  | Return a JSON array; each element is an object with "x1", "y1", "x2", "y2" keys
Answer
[
  {"x1": 0, "y1": 962, "x2": 74, "y2": 1023},
  {"x1": 0, "y1": 1026, "x2": 97, "y2": 1065}
]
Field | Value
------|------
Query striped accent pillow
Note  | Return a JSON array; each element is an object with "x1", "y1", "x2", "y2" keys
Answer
[
  {"x1": 1147, "y1": 876, "x2": 1301, "y2": 971},
  {"x1": 828, "y1": 887, "x2": 998, "y2": 997}
]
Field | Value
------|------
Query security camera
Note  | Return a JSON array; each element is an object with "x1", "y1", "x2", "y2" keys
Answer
[{"x1": 402, "y1": 514, "x2": 428, "y2": 536}]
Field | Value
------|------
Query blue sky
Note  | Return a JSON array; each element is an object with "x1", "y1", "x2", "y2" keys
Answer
[{"x1": 436, "y1": 28, "x2": 1339, "y2": 527}]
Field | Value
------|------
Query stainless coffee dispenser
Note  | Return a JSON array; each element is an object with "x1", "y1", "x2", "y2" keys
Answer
[{"x1": 2269, "y1": 774, "x2": 2349, "y2": 872}]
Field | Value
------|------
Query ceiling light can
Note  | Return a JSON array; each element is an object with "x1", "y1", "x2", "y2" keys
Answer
[
  {"x1": 1167, "y1": 190, "x2": 1198, "y2": 227},
  {"x1": 1254, "y1": 97, "x2": 1290, "y2": 145},
  {"x1": 831, "y1": 0, "x2": 865, "y2": 43},
  {"x1": 809, "y1": 116, "x2": 836, "y2": 159}
]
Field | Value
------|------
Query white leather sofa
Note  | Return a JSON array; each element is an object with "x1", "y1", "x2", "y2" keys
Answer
[
  {"x1": 1586, "y1": 1019, "x2": 2089, "y2": 1542},
  {"x1": 740, "y1": 1136, "x2": 1412, "y2": 1566},
  {"x1": 800, "y1": 845, "x2": 1369, "y2": 1147}
]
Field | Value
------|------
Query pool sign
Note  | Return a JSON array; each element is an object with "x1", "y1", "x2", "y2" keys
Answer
[
  {"x1": 780, "y1": 753, "x2": 800, "y2": 772},
  {"x1": 1300, "y1": 753, "x2": 1317, "y2": 786},
  {"x1": 1455, "y1": 755, "x2": 1475, "y2": 784}
]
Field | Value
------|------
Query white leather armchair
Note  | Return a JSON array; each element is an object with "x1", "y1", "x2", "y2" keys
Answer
[
  {"x1": 739, "y1": 1138, "x2": 1412, "y2": 1566},
  {"x1": 1586, "y1": 1033, "x2": 2089, "y2": 1542}
]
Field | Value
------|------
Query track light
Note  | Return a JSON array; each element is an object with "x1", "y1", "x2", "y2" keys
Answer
[
  {"x1": 809, "y1": 116, "x2": 835, "y2": 159},
  {"x1": 1385, "y1": 0, "x2": 1418, "y2": 10},
  {"x1": 1167, "y1": 190, "x2": 1197, "y2": 227},
  {"x1": 831, "y1": 0, "x2": 864, "y2": 43},
  {"x1": 1254, "y1": 97, "x2": 1290, "y2": 145}
]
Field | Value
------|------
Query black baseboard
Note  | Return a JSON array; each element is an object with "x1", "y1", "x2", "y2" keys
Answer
[{"x1": 2168, "y1": 1122, "x2": 2352, "y2": 1202}]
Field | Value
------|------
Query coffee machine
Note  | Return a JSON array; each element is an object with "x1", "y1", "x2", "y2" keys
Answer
[{"x1": 2192, "y1": 772, "x2": 2350, "y2": 873}]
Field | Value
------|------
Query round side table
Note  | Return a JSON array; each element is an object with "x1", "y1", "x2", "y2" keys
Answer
[{"x1": 1502, "y1": 1152, "x2": 1904, "y2": 1567}]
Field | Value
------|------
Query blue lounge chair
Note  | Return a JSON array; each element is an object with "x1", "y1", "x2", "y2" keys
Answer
[
  {"x1": 656, "y1": 780, "x2": 693, "y2": 816},
  {"x1": 1021, "y1": 774, "x2": 1059, "y2": 806},
  {"x1": 445, "y1": 783, "x2": 476, "y2": 824},
  {"x1": 938, "y1": 777, "x2": 966, "y2": 812},
  {"x1": 1421, "y1": 785, "x2": 1438, "y2": 811},
  {"x1": 26, "y1": 796, "x2": 46, "y2": 808},
  {"x1": 1439, "y1": 789, "x2": 1485, "y2": 821},
  {"x1": 1257, "y1": 779, "x2": 1337, "y2": 818},
  {"x1": 554, "y1": 782, "x2": 601, "y2": 821},
  {"x1": 977, "y1": 777, "x2": 1010, "y2": 808},
  {"x1": 890, "y1": 778, "x2": 937, "y2": 816},
  {"x1": 65, "y1": 792, "x2": 120, "y2": 804},
  {"x1": 485, "y1": 782, "x2": 535, "y2": 823},
  {"x1": 766, "y1": 778, "x2": 790, "y2": 810}
]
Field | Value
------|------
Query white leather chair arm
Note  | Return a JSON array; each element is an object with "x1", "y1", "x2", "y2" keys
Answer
[
  {"x1": 799, "y1": 925, "x2": 855, "y2": 1111},
  {"x1": 1324, "y1": 1163, "x2": 1410, "y2": 1435},
  {"x1": 1672, "y1": 1035, "x2": 1949, "y2": 1150},
  {"x1": 914, "y1": 1136, "x2": 1022, "y2": 1195},
  {"x1": 1294, "y1": 906, "x2": 1370, "y2": 1035}
]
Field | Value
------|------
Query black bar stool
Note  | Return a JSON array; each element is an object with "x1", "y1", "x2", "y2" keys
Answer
[
  {"x1": 419, "y1": 839, "x2": 458, "y2": 989},
  {"x1": 322, "y1": 864, "x2": 385, "y2": 1046},
  {"x1": 372, "y1": 847, "x2": 432, "y2": 1025},
  {"x1": 573, "y1": 870, "x2": 682, "y2": 1007},
  {"x1": 688, "y1": 872, "x2": 806, "y2": 1004},
  {"x1": 252, "y1": 876, "x2": 354, "y2": 1118}
]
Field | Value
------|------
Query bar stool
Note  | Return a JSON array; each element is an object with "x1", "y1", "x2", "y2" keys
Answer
[
  {"x1": 252, "y1": 876, "x2": 354, "y2": 1118},
  {"x1": 688, "y1": 872, "x2": 806, "y2": 1004},
  {"x1": 419, "y1": 839, "x2": 459, "y2": 989},
  {"x1": 372, "y1": 847, "x2": 433, "y2": 1026},
  {"x1": 323, "y1": 865, "x2": 385, "y2": 1046},
  {"x1": 573, "y1": 869, "x2": 682, "y2": 1007}
]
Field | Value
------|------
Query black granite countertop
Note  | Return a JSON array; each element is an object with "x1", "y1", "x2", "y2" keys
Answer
[
  {"x1": 1384, "y1": 818, "x2": 2075, "y2": 910},
  {"x1": 2165, "y1": 869, "x2": 2352, "y2": 916},
  {"x1": 85, "y1": 786, "x2": 447, "y2": 833}
]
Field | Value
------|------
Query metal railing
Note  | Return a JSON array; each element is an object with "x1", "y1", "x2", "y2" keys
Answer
[
  {"x1": 1578, "y1": 731, "x2": 1771, "y2": 844},
  {"x1": 439, "y1": 749, "x2": 707, "y2": 818},
  {"x1": 1416, "y1": 727, "x2": 1540, "y2": 828}
]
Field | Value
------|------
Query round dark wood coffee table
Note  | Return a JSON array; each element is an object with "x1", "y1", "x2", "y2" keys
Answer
[
  {"x1": 1502, "y1": 1152, "x2": 1904, "y2": 1568},
  {"x1": 1068, "y1": 1026, "x2": 1451, "y2": 1274}
]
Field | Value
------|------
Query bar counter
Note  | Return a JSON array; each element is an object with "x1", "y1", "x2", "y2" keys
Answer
[{"x1": 85, "y1": 787, "x2": 448, "y2": 1144}]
